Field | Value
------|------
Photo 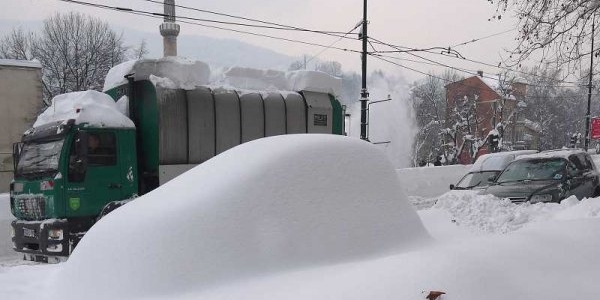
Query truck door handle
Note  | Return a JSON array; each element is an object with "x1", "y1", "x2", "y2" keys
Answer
[{"x1": 108, "y1": 183, "x2": 122, "y2": 189}]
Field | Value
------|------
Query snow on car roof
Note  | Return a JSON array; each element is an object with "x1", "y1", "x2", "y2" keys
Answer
[
  {"x1": 516, "y1": 149, "x2": 585, "y2": 161},
  {"x1": 58, "y1": 134, "x2": 429, "y2": 299},
  {"x1": 469, "y1": 150, "x2": 537, "y2": 172}
]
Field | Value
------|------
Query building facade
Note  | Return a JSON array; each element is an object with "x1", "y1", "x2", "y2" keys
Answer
[
  {"x1": 444, "y1": 74, "x2": 531, "y2": 164},
  {"x1": 0, "y1": 59, "x2": 43, "y2": 192}
]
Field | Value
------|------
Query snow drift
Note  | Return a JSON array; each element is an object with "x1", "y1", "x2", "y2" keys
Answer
[{"x1": 54, "y1": 134, "x2": 430, "y2": 299}]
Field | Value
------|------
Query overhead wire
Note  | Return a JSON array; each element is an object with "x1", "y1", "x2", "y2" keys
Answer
[
  {"x1": 59, "y1": 0, "x2": 355, "y2": 39},
  {"x1": 305, "y1": 22, "x2": 362, "y2": 66},
  {"x1": 56, "y1": 0, "x2": 592, "y2": 89},
  {"x1": 137, "y1": 0, "x2": 352, "y2": 37},
  {"x1": 368, "y1": 36, "x2": 584, "y2": 87},
  {"x1": 451, "y1": 28, "x2": 517, "y2": 48},
  {"x1": 56, "y1": 0, "x2": 362, "y2": 54}
]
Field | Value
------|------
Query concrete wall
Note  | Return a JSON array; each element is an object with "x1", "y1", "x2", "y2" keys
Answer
[{"x1": 0, "y1": 60, "x2": 43, "y2": 192}]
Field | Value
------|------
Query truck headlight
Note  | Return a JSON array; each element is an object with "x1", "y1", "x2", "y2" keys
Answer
[
  {"x1": 10, "y1": 226, "x2": 15, "y2": 238},
  {"x1": 530, "y1": 194, "x2": 553, "y2": 203},
  {"x1": 48, "y1": 229, "x2": 64, "y2": 240}
]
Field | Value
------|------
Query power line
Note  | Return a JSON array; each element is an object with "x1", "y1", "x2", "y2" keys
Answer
[
  {"x1": 57, "y1": 0, "x2": 362, "y2": 54},
  {"x1": 137, "y1": 0, "x2": 353, "y2": 38},
  {"x1": 368, "y1": 36, "x2": 584, "y2": 86},
  {"x1": 451, "y1": 28, "x2": 517, "y2": 48},
  {"x1": 60, "y1": 0, "x2": 350, "y2": 35},
  {"x1": 370, "y1": 53, "x2": 589, "y2": 94},
  {"x1": 305, "y1": 23, "x2": 362, "y2": 66}
]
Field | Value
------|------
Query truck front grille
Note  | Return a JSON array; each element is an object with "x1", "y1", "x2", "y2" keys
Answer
[{"x1": 17, "y1": 196, "x2": 46, "y2": 220}]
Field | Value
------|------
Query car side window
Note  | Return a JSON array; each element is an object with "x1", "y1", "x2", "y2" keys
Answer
[
  {"x1": 580, "y1": 154, "x2": 594, "y2": 171},
  {"x1": 569, "y1": 155, "x2": 585, "y2": 172}
]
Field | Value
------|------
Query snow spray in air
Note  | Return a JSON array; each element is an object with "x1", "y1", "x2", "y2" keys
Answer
[{"x1": 348, "y1": 72, "x2": 416, "y2": 168}]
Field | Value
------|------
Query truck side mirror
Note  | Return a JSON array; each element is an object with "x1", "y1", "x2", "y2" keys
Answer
[
  {"x1": 69, "y1": 132, "x2": 89, "y2": 182},
  {"x1": 12, "y1": 142, "x2": 23, "y2": 175},
  {"x1": 449, "y1": 184, "x2": 455, "y2": 190}
]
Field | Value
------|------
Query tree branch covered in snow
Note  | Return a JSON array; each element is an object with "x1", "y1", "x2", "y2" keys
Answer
[{"x1": 492, "y1": 0, "x2": 600, "y2": 71}]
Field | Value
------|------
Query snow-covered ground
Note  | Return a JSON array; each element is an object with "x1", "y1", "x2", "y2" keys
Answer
[{"x1": 1, "y1": 142, "x2": 600, "y2": 300}]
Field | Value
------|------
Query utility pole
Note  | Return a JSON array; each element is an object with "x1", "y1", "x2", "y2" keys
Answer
[
  {"x1": 360, "y1": 0, "x2": 369, "y2": 141},
  {"x1": 585, "y1": 14, "x2": 595, "y2": 151}
]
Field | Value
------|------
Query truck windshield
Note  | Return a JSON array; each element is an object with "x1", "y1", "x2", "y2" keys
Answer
[{"x1": 16, "y1": 139, "x2": 64, "y2": 177}]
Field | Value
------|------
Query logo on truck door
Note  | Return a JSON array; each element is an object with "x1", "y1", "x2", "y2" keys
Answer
[
  {"x1": 314, "y1": 114, "x2": 328, "y2": 126},
  {"x1": 69, "y1": 198, "x2": 81, "y2": 211}
]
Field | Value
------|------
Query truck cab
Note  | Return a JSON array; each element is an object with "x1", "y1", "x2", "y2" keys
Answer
[{"x1": 10, "y1": 120, "x2": 137, "y2": 262}]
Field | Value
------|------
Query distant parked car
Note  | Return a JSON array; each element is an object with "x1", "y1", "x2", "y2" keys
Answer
[
  {"x1": 483, "y1": 149, "x2": 600, "y2": 203},
  {"x1": 450, "y1": 150, "x2": 537, "y2": 190}
]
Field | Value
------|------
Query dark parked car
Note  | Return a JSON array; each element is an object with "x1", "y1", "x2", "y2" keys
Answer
[
  {"x1": 484, "y1": 149, "x2": 600, "y2": 203},
  {"x1": 450, "y1": 150, "x2": 537, "y2": 190}
]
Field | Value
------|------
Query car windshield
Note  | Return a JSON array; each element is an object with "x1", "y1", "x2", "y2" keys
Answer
[
  {"x1": 495, "y1": 158, "x2": 566, "y2": 183},
  {"x1": 456, "y1": 171, "x2": 499, "y2": 189},
  {"x1": 16, "y1": 139, "x2": 65, "y2": 177}
]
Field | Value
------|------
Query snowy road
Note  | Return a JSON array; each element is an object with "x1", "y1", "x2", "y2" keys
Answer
[{"x1": 0, "y1": 194, "x2": 19, "y2": 265}]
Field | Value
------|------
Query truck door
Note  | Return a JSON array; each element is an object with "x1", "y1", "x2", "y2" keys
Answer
[{"x1": 66, "y1": 131, "x2": 123, "y2": 218}]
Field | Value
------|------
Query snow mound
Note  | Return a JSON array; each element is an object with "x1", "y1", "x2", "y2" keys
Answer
[
  {"x1": 219, "y1": 66, "x2": 288, "y2": 90},
  {"x1": 55, "y1": 135, "x2": 429, "y2": 299},
  {"x1": 33, "y1": 91, "x2": 134, "y2": 128},
  {"x1": 287, "y1": 70, "x2": 341, "y2": 95},
  {"x1": 103, "y1": 57, "x2": 211, "y2": 91},
  {"x1": 433, "y1": 190, "x2": 581, "y2": 233}
]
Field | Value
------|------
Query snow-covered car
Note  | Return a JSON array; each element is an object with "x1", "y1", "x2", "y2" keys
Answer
[
  {"x1": 483, "y1": 149, "x2": 600, "y2": 203},
  {"x1": 450, "y1": 150, "x2": 537, "y2": 190}
]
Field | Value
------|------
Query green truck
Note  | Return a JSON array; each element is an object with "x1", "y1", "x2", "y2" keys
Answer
[{"x1": 9, "y1": 59, "x2": 345, "y2": 262}]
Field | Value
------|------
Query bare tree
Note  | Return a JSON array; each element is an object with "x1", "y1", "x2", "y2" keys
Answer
[
  {"x1": 0, "y1": 27, "x2": 33, "y2": 60},
  {"x1": 127, "y1": 39, "x2": 149, "y2": 60},
  {"x1": 0, "y1": 12, "x2": 126, "y2": 103},
  {"x1": 493, "y1": 0, "x2": 600, "y2": 71}
]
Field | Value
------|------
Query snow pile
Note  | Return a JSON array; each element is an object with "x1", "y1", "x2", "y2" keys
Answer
[
  {"x1": 212, "y1": 67, "x2": 342, "y2": 95},
  {"x1": 0, "y1": 194, "x2": 16, "y2": 263},
  {"x1": 103, "y1": 57, "x2": 211, "y2": 91},
  {"x1": 104, "y1": 58, "x2": 342, "y2": 96},
  {"x1": 32, "y1": 91, "x2": 134, "y2": 128},
  {"x1": 432, "y1": 190, "x2": 595, "y2": 233},
  {"x1": 286, "y1": 70, "x2": 342, "y2": 95},
  {"x1": 115, "y1": 95, "x2": 129, "y2": 117},
  {"x1": 54, "y1": 135, "x2": 429, "y2": 299},
  {"x1": 218, "y1": 67, "x2": 287, "y2": 90}
]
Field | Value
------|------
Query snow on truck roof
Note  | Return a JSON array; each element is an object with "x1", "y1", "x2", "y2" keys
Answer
[
  {"x1": 33, "y1": 90, "x2": 134, "y2": 129},
  {"x1": 103, "y1": 56, "x2": 211, "y2": 91},
  {"x1": 103, "y1": 57, "x2": 342, "y2": 96}
]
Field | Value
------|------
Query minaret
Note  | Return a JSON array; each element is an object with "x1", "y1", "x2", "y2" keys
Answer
[{"x1": 159, "y1": 0, "x2": 180, "y2": 57}]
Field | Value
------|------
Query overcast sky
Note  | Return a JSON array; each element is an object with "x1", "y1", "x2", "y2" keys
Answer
[{"x1": 0, "y1": 0, "x2": 520, "y2": 82}]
